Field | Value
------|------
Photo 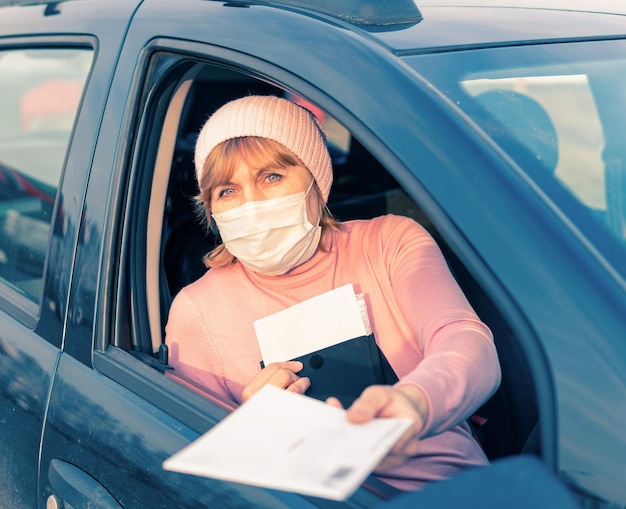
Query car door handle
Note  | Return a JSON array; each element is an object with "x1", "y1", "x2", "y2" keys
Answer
[{"x1": 48, "y1": 459, "x2": 122, "y2": 509}]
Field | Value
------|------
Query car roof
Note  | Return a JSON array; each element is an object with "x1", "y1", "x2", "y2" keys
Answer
[
  {"x1": 419, "y1": 0, "x2": 626, "y2": 12},
  {"x1": 238, "y1": 0, "x2": 626, "y2": 54},
  {"x1": 382, "y1": 5, "x2": 625, "y2": 54},
  {"x1": 4, "y1": 0, "x2": 625, "y2": 53}
]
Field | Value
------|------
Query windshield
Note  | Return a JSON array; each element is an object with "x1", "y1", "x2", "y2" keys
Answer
[{"x1": 404, "y1": 39, "x2": 626, "y2": 282}]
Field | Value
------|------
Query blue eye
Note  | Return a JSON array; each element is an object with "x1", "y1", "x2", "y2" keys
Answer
[{"x1": 266, "y1": 173, "x2": 282, "y2": 183}]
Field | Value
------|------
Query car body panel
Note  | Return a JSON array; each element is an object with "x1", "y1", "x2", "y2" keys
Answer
[
  {"x1": 36, "y1": 1, "x2": 409, "y2": 507},
  {"x1": 41, "y1": 350, "x2": 320, "y2": 508},
  {"x1": 0, "y1": 315, "x2": 59, "y2": 508}
]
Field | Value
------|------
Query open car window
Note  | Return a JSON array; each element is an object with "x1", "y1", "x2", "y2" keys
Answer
[{"x1": 110, "y1": 51, "x2": 548, "y2": 484}]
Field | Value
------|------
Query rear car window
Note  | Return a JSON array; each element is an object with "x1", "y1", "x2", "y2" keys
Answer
[{"x1": 0, "y1": 48, "x2": 92, "y2": 303}]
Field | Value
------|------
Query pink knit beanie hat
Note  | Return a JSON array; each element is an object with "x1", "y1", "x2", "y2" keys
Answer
[{"x1": 194, "y1": 95, "x2": 333, "y2": 203}]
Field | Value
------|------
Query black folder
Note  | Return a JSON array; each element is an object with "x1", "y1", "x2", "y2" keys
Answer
[{"x1": 290, "y1": 334, "x2": 398, "y2": 408}]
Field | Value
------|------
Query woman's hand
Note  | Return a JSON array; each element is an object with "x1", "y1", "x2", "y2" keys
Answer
[
  {"x1": 328, "y1": 384, "x2": 429, "y2": 471},
  {"x1": 241, "y1": 361, "x2": 310, "y2": 402}
]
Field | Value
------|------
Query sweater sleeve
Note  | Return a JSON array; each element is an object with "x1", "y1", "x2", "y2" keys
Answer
[
  {"x1": 382, "y1": 216, "x2": 501, "y2": 437},
  {"x1": 164, "y1": 288, "x2": 233, "y2": 402}
]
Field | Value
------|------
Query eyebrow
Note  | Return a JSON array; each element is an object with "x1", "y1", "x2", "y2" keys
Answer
[{"x1": 212, "y1": 166, "x2": 276, "y2": 189}]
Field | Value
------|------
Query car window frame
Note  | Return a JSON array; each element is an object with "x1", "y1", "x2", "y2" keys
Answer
[{"x1": 86, "y1": 43, "x2": 416, "y2": 506}]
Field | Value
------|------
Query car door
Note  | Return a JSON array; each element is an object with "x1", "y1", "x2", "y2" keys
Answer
[
  {"x1": 0, "y1": 2, "x2": 145, "y2": 507},
  {"x1": 0, "y1": 14, "x2": 97, "y2": 506},
  {"x1": 36, "y1": 1, "x2": 399, "y2": 508},
  {"x1": 34, "y1": 0, "x2": 482, "y2": 506}
]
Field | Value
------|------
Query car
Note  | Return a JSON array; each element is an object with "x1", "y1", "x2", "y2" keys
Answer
[{"x1": 0, "y1": 0, "x2": 625, "y2": 507}]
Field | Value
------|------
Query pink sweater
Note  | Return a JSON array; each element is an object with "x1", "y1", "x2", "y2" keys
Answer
[{"x1": 165, "y1": 214, "x2": 501, "y2": 490}]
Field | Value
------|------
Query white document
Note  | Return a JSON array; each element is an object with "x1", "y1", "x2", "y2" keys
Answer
[
  {"x1": 163, "y1": 385, "x2": 411, "y2": 501},
  {"x1": 254, "y1": 284, "x2": 368, "y2": 365}
]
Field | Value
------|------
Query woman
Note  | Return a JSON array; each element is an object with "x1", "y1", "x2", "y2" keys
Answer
[{"x1": 165, "y1": 94, "x2": 501, "y2": 490}]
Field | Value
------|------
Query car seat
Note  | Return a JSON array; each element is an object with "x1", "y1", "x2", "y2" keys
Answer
[
  {"x1": 473, "y1": 87, "x2": 626, "y2": 274},
  {"x1": 161, "y1": 80, "x2": 282, "y2": 304},
  {"x1": 473, "y1": 89, "x2": 559, "y2": 175}
]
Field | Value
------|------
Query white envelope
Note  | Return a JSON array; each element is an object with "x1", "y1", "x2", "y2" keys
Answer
[
  {"x1": 254, "y1": 284, "x2": 368, "y2": 365},
  {"x1": 163, "y1": 385, "x2": 411, "y2": 501}
]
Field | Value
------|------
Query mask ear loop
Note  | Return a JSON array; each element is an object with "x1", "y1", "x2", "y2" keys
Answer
[
  {"x1": 304, "y1": 176, "x2": 316, "y2": 197},
  {"x1": 304, "y1": 176, "x2": 323, "y2": 228}
]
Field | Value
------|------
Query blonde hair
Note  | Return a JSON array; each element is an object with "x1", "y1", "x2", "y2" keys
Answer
[{"x1": 195, "y1": 136, "x2": 339, "y2": 269}]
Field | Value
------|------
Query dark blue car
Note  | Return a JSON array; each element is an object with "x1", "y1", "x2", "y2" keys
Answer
[{"x1": 0, "y1": 0, "x2": 624, "y2": 507}]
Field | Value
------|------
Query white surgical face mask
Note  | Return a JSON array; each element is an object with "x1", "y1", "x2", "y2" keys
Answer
[{"x1": 212, "y1": 181, "x2": 321, "y2": 276}]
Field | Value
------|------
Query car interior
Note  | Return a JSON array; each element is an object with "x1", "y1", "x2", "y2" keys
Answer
[{"x1": 122, "y1": 58, "x2": 544, "y2": 466}]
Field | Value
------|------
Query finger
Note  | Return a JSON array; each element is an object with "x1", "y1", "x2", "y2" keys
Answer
[
  {"x1": 346, "y1": 386, "x2": 393, "y2": 423},
  {"x1": 372, "y1": 429, "x2": 419, "y2": 472},
  {"x1": 375, "y1": 435, "x2": 421, "y2": 472},
  {"x1": 325, "y1": 397, "x2": 344, "y2": 409},
  {"x1": 372, "y1": 421, "x2": 422, "y2": 472},
  {"x1": 242, "y1": 364, "x2": 302, "y2": 401},
  {"x1": 286, "y1": 376, "x2": 310, "y2": 395},
  {"x1": 269, "y1": 360, "x2": 304, "y2": 373},
  {"x1": 388, "y1": 432, "x2": 420, "y2": 459},
  {"x1": 268, "y1": 368, "x2": 301, "y2": 389},
  {"x1": 257, "y1": 362, "x2": 303, "y2": 388}
]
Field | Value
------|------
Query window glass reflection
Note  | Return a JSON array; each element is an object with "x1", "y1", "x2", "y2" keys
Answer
[{"x1": 0, "y1": 48, "x2": 92, "y2": 302}]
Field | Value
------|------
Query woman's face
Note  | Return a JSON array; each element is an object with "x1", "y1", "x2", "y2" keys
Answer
[{"x1": 210, "y1": 159, "x2": 320, "y2": 223}]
